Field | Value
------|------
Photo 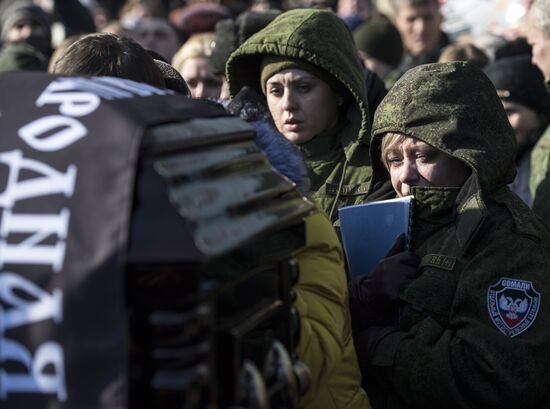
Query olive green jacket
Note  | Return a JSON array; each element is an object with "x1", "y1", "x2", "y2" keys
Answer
[
  {"x1": 367, "y1": 62, "x2": 550, "y2": 408},
  {"x1": 295, "y1": 211, "x2": 371, "y2": 409},
  {"x1": 226, "y1": 9, "x2": 372, "y2": 222},
  {"x1": 529, "y1": 125, "x2": 550, "y2": 226}
]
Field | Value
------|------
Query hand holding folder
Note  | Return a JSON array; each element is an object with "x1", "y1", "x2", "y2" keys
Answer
[
  {"x1": 348, "y1": 234, "x2": 420, "y2": 331},
  {"x1": 339, "y1": 196, "x2": 414, "y2": 278}
]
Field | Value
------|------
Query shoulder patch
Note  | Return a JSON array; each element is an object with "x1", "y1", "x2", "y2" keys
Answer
[{"x1": 487, "y1": 278, "x2": 541, "y2": 337}]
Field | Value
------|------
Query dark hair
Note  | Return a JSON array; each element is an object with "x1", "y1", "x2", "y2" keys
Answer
[
  {"x1": 438, "y1": 42, "x2": 489, "y2": 69},
  {"x1": 52, "y1": 32, "x2": 165, "y2": 88}
]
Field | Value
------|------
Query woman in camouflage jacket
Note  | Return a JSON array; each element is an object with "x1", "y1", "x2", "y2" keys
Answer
[{"x1": 351, "y1": 61, "x2": 550, "y2": 409}]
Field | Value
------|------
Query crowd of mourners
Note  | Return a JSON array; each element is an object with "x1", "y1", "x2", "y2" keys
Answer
[{"x1": 4, "y1": 0, "x2": 550, "y2": 407}]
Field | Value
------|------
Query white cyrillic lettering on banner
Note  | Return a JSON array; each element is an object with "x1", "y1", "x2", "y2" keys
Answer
[
  {"x1": 0, "y1": 339, "x2": 67, "y2": 400},
  {"x1": 0, "y1": 240, "x2": 66, "y2": 273},
  {"x1": 36, "y1": 81, "x2": 100, "y2": 117},
  {"x1": 0, "y1": 150, "x2": 76, "y2": 208},
  {"x1": 0, "y1": 272, "x2": 62, "y2": 332},
  {"x1": 18, "y1": 115, "x2": 87, "y2": 152}
]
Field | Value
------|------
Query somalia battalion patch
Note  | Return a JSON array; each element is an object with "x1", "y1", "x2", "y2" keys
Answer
[{"x1": 487, "y1": 278, "x2": 541, "y2": 337}]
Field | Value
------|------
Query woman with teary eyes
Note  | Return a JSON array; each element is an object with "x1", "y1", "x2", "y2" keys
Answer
[
  {"x1": 349, "y1": 61, "x2": 550, "y2": 409},
  {"x1": 226, "y1": 9, "x2": 373, "y2": 409},
  {"x1": 226, "y1": 8, "x2": 372, "y2": 223}
]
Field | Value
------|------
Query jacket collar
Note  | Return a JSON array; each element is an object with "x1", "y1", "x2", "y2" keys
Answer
[{"x1": 412, "y1": 175, "x2": 487, "y2": 255}]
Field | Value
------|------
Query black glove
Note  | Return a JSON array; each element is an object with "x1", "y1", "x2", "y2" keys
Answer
[
  {"x1": 348, "y1": 234, "x2": 420, "y2": 331},
  {"x1": 353, "y1": 326, "x2": 397, "y2": 375}
]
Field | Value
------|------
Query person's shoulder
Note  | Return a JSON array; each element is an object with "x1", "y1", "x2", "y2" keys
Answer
[
  {"x1": 0, "y1": 43, "x2": 48, "y2": 72},
  {"x1": 484, "y1": 189, "x2": 550, "y2": 247}
]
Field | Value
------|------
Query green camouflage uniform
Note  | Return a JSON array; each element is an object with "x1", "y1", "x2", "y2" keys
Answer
[
  {"x1": 226, "y1": 9, "x2": 372, "y2": 223},
  {"x1": 530, "y1": 125, "x2": 550, "y2": 226},
  {"x1": 367, "y1": 62, "x2": 550, "y2": 408}
]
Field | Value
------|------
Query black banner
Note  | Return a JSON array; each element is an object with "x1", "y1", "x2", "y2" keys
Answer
[{"x1": 0, "y1": 72, "x2": 227, "y2": 408}]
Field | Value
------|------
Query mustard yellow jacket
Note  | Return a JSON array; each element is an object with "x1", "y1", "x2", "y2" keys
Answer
[{"x1": 295, "y1": 211, "x2": 371, "y2": 409}]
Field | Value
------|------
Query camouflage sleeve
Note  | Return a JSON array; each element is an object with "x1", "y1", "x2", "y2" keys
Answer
[
  {"x1": 370, "y1": 222, "x2": 550, "y2": 408},
  {"x1": 533, "y1": 175, "x2": 550, "y2": 228},
  {"x1": 529, "y1": 125, "x2": 550, "y2": 199}
]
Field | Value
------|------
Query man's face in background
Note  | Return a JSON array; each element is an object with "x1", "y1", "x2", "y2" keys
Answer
[{"x1": 395, "y1": 1, "x2": 442, "y2": 56}]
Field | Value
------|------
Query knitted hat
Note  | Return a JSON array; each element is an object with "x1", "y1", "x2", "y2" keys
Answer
[
  {"x1": 353, "y1": 17, "x2": 403, "y2": 67},
  {"x1": 154, "y1": 59, "x2": 190, "y2": 96},
  {"x1": 484, "y1": 54, "x2": 550, "y2": 116},
  {"x1": 260, "y1": 56, "x2": 341, "y2": 95}
]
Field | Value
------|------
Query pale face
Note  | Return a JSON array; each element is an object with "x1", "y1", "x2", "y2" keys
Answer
[
  {"x1": 527, "y1": 14, "x2": 550, "y2": 81},
  {"x1": 501, "y1": 100, "x2": 541, "y2": 152},
  {"x1": 337, "y1": 0, "x2": 372, "y2": 18},
  {"x1": 133, "y1": 18, "x2": 180, "y2": 61},
  {"x1": 180, "y1": 56, "x2": 221, "y2": 99},
  {"x1": 395, "y1": 2, "x2": 442, "y2": 57},
  {"x1": 265, "y1": 68, "x2": 341, "y2": 145},
  {"x1": 384, "y1": 135, "x2": 471, "y2": 197}
]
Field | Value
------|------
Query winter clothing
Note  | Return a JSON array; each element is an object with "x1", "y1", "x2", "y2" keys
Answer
[
  {"x1": 209, "y1": 10, "x2": 282, "y2": 77},
  {"x1": 259, "y1": 56, "x2": 341, "y2": 96},
  {"x1": 253, "y1": 118, "x2": 310, "y2": 195},
  {"x1": 1, "y1": 1, "x2": 49, "y2": 41},
  {"x1": 0, "y1": 42, "x2": 47, "y2": 71},
  {"x1": 509, "y1": 152, "x2": 533, "y2": 206},
  {"x1": 484, "y1": 54, "x2": 550, "y2": 206},
  {"x1": 295, "y1": 211, "x2": 372, "y2": 409},
  {"x1": 484, "y1": 55, "x2": 550, "y2": 119},
  {"x1": 0, "y1": 0, "x2": 51, "y2": 56},
  {"x1": 348, "y1": 234, "x2": 419, "y2": 332},
  {"x1": 153, "y1": 59, "x2": 191, "y2": 96},
  {"x1": 168, "y1": 3, "x2": 233, "y2": 38},
  {"x1": 254, "y1": 118, "x2": 371, "y2": 409},
  {"x1": 226, "y1": 9, "x2": 372, "y2": 223},
  {"x1": 353, "y1": 17, "x2": 403, "y2": 68},
  {"x1": 364, "y1": 68, "x2": 387, "y2": 134},
  {"x1": 384, "y1": 31, "x2": 450, "y2": 89},
  {"x1": 354, "y1": 61, "x2": 550, "y2": 409},
  {"x1": 530, "y1": 125, "x2": 550, "y2": 225}
]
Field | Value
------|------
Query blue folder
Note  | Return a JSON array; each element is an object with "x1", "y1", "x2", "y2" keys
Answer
[{"x1": 339, "y1": 196, "x2": 413, "y2": 278}]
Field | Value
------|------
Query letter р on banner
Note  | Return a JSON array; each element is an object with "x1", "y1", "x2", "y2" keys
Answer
[{"x1": 0, "y1": 72, "x2": 200, "y2": 408}]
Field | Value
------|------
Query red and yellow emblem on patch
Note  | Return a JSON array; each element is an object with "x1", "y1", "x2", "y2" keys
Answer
[{"x1": 487, "y1": 278, "x2": 541, "y2": 337}]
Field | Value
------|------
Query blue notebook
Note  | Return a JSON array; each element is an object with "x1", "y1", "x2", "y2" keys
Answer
[{"x1": 339, "y1": 196, "x2": 413, "y2": 278}]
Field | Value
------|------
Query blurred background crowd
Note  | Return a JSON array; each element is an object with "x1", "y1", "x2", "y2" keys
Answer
[
  {"x1": 1, "y1": 0, "x2": 548, "y2": 234},
  {"x1": 0, "y1": 0, "x2": 536, "y2": 95}
]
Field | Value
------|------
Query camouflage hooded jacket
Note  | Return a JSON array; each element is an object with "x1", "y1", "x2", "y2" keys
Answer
[
  {"x1": 530, "y1": 125, "x2": 550, "y2": 225},
  {"x1": 366, "y1": 62, "x2": 550, "y2": 408},
  {"x1": 226, "y1": 9, "x2": 371, "y2": 223}
]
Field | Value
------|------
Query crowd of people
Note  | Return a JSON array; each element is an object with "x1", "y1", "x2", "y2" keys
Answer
[{"x1": 3, "y1": 0, "x2": 550, "y2": 408}]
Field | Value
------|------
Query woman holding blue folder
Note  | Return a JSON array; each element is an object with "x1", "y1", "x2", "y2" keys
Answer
[{"x1": 350, "y1": 61, "x2": 550, "y2": 408}]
